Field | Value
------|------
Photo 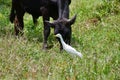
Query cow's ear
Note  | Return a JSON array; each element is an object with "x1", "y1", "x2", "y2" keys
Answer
[
  {"x1": 67, "y1": 14, "x2": 77, "y2": 25},
  {"x1": 45, "y1": 20, "x2": 55, "y2": 28}
]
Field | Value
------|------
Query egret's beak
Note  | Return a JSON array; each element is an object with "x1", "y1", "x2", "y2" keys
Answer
[{"x1": 54, "y1": 35, "x2": 57, "y2": 37}]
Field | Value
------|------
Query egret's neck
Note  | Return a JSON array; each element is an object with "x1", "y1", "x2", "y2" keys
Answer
[{"x1": 59, "y1": 36, "x2": 66, "y2": 48}]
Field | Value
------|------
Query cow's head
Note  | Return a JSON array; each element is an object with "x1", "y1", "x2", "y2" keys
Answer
[{"x1": 45, "y1": 15, "x2": 76, "y2": 49}]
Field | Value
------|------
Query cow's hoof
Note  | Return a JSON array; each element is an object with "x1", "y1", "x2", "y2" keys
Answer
[
  {"x1": 42, "y1": 43, "x2": 48, "y2": 50},
  {"x1": 42, "y1": 44, "x2": 53, "y2": 50}
]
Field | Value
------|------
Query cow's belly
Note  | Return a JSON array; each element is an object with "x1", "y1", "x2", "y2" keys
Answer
[
  {"x1": 21, "y1": 0, "x2": 42, "y2": 15},
  {"x1": 24, "y1": 7, "x2": 42, "y2": 16}
]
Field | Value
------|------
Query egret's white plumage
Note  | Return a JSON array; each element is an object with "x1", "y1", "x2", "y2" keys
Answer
[{"x1": 55, "y1": 34, "x2": 82, "y2": 58}]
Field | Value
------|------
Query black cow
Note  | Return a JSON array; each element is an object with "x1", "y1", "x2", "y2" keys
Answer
[{"x1": 9, "y1": 0, "x2": 76, "y2": 50}]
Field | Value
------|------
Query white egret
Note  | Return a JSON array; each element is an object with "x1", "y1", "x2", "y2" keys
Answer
[{"x1": 55, "y1": 34, "x2": 82, "y2": 58}]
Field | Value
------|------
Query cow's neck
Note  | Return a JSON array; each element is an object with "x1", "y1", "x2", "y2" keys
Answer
[{"x1": 58, "y1": 0, "x2": 70, "y2": 19}]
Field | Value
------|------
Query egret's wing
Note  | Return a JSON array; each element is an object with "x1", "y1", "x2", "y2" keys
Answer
[
  {"x1": 64, "y1": 44, "x2": 77, "y2": 54},
  {"x1": 64, "y1": 44, "x2": 82, "y2": 58}
]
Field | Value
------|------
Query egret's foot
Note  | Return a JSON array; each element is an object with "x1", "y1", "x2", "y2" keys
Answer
[
  {"x1": 60, "y1": 46, "x2": 63, "y2": 51},
  {"x1": 60, "y1": 49, "x2": 64, "y2": 53}
]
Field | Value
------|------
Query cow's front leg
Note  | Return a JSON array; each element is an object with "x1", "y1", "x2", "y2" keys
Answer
[
  {"x1": 42, "y1": 15, "x2": 50, "y2": 50},
  {"x1": 41, "y1": 7, "x2": 50, "y2": 50},
  {"x1": 43, "y1": 25, "x2": 50, "y2": 50}
]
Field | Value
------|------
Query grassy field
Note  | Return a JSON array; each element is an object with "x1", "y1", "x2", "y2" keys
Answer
[{"x1": 0, "y1": 0, "x2": 120, "y2": 80}]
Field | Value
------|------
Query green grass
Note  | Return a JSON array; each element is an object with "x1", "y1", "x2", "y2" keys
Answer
[{"x1": 0, "y1": 0, "x2": 120, "y2": 80}]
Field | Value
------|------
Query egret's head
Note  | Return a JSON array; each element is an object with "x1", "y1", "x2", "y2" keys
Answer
[{"x1": 55, "y1": 33, "x2": 62, "y2": 38}]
